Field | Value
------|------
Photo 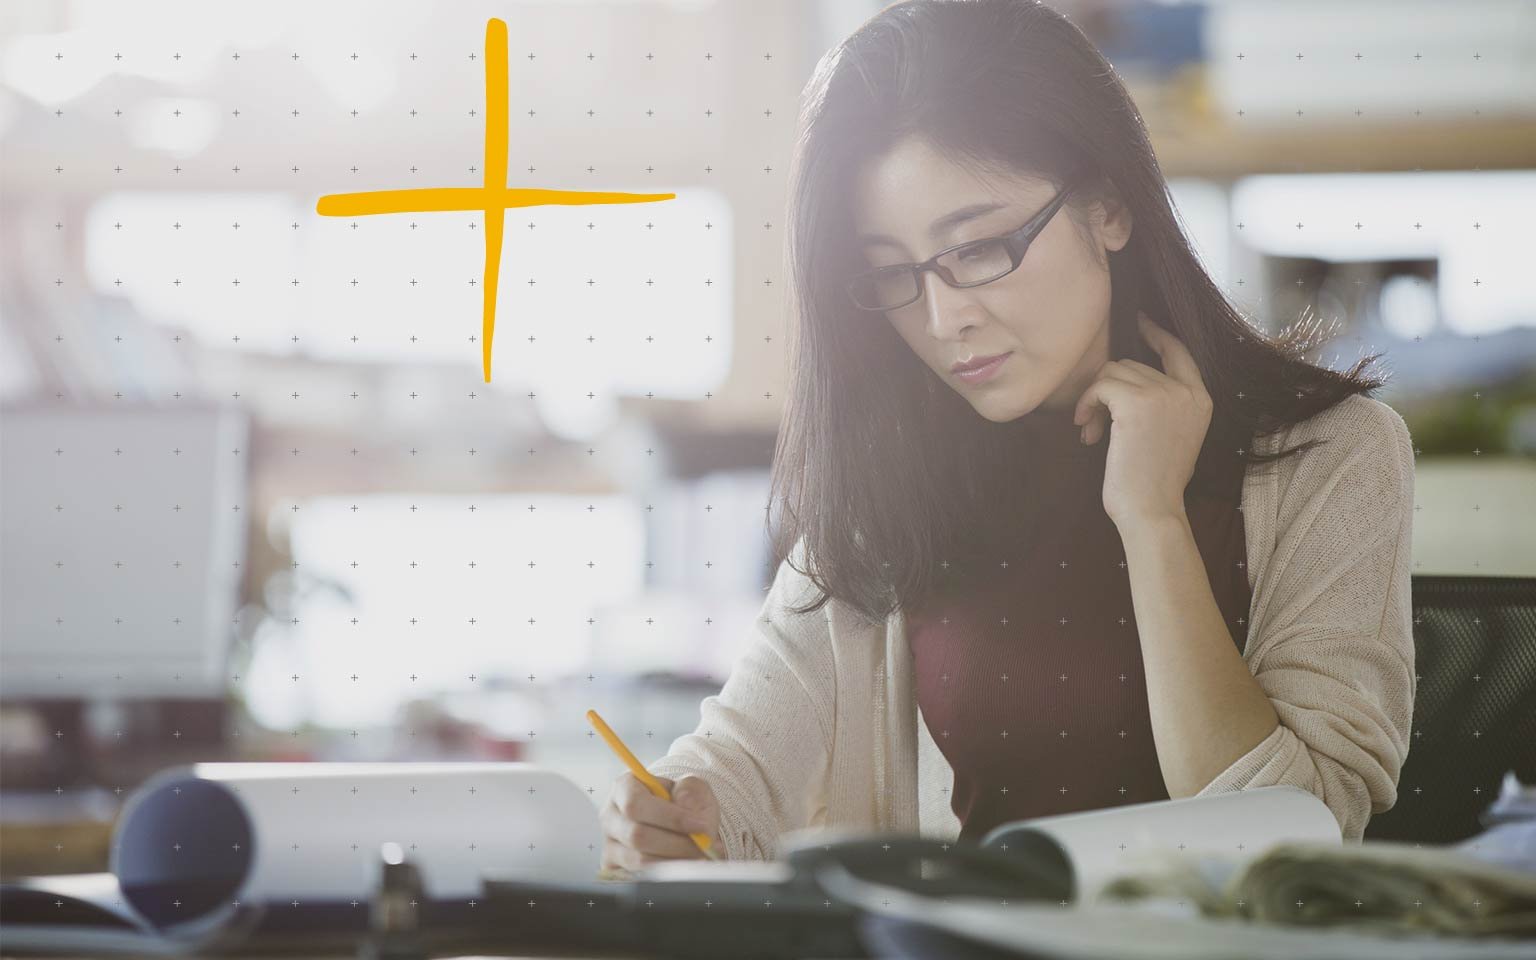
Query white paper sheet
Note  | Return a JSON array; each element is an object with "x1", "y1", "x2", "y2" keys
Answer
[{"x1": 980, "y1": 784, "x2": 1342, "y2": 900}]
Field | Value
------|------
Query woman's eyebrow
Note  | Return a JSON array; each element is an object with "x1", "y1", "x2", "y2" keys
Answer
[{"x1": 858, "y1": 201, "x2": 1010, "y2": 249}]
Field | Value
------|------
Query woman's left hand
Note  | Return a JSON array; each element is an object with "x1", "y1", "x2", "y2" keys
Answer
[{"x1": 1072, "y1": 312, "x2": 1213, "y2": 528}]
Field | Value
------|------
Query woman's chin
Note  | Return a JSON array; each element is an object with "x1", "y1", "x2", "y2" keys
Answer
[{"x1": 966, "y1": 390, "x2": 1034, "y2": 423}]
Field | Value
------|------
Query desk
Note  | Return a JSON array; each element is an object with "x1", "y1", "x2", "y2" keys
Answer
[{"x1": 0, "y1": 952, "x2": 648, "y2": 958}]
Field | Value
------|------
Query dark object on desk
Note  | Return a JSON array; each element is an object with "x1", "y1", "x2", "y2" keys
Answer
[
  {"x1": 858, "y1": 916, "x2": 1034, "y2": 960},
  {"x1": 793, "y1": 833, "x2": 1072, "y2": 903},
  {"x1": 0, "y1": 832, "x2": 1063, "y2": 958},
  {"x1": 1365, "y1": 576, "x2": 1536, "y2": 844},
  {"x1": 0, "y1": 878, "x2": 501, "y2": 958},
  {"x1": 359, "y1": 843, "x2": 425, "y2": 960},
  {"x1": 478, "y1": 833, "x2": 1072, "y2": 960}
]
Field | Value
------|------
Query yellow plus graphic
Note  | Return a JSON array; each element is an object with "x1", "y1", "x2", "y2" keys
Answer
[{"x1": 316, "y1": 18, "x2": 675, "y2": 382}]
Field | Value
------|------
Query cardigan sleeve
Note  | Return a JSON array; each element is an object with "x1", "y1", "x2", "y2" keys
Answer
[
  {"x1": 643, "y1": 539, "x2": 835, "y2": 861},
  {"x1": 1194, "y1": 396, "x2": 1417, "y2": 843}
]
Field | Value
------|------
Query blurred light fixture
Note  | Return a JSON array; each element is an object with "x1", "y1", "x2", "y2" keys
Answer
[{"x1": 129, "y1": 98, "x2": 220, "y2": 155}]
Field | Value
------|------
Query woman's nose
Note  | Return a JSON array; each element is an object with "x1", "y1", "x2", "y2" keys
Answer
[{"x1": 921, "y1": 270, "x2": 982, "y2": 338}]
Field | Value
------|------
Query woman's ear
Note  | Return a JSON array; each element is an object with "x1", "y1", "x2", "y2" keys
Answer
[{"x1": 1098, "y1": 185, "x2": 1133, "y2": 253}]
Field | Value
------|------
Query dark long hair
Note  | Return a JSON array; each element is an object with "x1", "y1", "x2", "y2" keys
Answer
[{"x1": 767, "y1": 0, "x2": 1388, "y2": 624}]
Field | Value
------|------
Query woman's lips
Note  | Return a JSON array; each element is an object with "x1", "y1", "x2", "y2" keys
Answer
[{"x1": 953, "y1": 352, "x2": 1011, "y2": 384}]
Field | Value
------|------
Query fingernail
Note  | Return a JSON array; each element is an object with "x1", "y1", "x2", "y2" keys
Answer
[{"x1": 1080, "y1": 428, "x2": 1087, "y2": 444}]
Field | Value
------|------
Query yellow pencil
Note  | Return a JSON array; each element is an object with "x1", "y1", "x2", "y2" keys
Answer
[{"x1": 586, "y1": 708, "x2": 721, "y2": 861}]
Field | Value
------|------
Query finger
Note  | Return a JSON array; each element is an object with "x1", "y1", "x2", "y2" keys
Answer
[
  {"x1": 1072, "y1": 374, "x2": 1138, "y2": 426},
  {"x1": 669, "y1": 776, "x2": 716, "y2": 822},
  {"x1": 618, "y1": 776, "x2": 711, "y2": 835},
  {"x1": 599, "y1": 798, "x2": 639, "y2": 860},
  {"x1": 1088, "y1": 361, "x2": 1154, "y2": 390},
  {"x1": 1072, "y1": 378, "x2": 1138, "y2": 445},
  {"x1": 1087, "y1": 407, "x2": 1109, "y2": 446},
  {"x1": 599, "y1": 835, "x2": 629, "y2": 874},
  {"x1": 606, "y1": 837, "x2": 649, "y2": 873},
  {"x1": 1113, "y1": 343, "x2": 1212, "y2": 417},
  {"x1": 1072, "y1": 389, "x2": 1105, "y2": 439},
  {"x1": 601, "y1": 796, "x2": 709, "y2": 862},
  {"x1": 616, "y1": 818, "x2": 708, "y2": 861},
  {"x1": 626, "y1": 816, "x2": 710, "y2": 859},
  {"x1": 599, "y1": 797, "x2": 619, "y2": 838},
  {"x1": 1136, "y1": 314, "x2": 1203, "y2": 391},
  {"x1": 608, "y1": 770, "x2": 671, "y2": 812},
  {"x1": 1079, "y1": 365, "x2": 1145, "y2": 444},
  {"x1": 1110, "y1": 357, "x2": 1163, "y2": 384}
]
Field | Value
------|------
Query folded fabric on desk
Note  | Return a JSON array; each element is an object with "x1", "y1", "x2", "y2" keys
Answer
[
  {"x1": 1092, "y1": 839, "x2": 1536, "y2": 939},
  {"x1": 855, "y1": 898, "x2": 1536, "y2": 960},
  {"x1": 822, "y1": 856, "x2": 1536, "y2": 960}
]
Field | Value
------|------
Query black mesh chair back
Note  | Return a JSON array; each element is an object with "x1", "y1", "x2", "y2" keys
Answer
[{"x1": 1363, "y1": 575, "x2": 1536, "y2": 843}]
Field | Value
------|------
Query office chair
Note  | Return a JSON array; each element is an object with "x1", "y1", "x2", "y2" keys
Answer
[{"x1": 1363, "y1": 575, "x2": 1536, "y2": 844}]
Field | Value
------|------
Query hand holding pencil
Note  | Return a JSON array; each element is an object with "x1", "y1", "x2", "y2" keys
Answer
[{"x1": 589, "y1": 709, "x2": 723, "y2": 870}]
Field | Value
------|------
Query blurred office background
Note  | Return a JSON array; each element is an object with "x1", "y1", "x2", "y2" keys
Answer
[{"x1": 2, "y1": 0, "x2": 1535, "y2": 874}]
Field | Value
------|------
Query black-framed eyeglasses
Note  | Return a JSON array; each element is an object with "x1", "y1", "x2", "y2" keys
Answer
[{"x1": 845, "y1": 180, "x2": 1077, "y2": 312}]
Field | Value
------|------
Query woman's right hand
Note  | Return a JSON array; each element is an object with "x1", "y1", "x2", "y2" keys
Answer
[{"x1": 600, "y1": 772, "x2": 721, "y2": 873}]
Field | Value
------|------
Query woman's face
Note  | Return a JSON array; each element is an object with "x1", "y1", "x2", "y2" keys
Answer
[{"x1": 851, "y1": 135, "x2": 1133, "y2": 422}]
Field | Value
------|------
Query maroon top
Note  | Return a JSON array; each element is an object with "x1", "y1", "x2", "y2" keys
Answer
[{"x1": 907, "y1": 403, "x2": 1253, "y2": 842}]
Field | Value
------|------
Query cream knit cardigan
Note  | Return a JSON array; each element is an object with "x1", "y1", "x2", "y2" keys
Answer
[{"x1": 647, "y1": 394, "x2": 1417, "y2": 856}]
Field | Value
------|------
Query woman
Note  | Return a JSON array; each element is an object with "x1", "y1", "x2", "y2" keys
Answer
[{"x1": 600, "y1": 0, "x2": 1415, "y2": 870}]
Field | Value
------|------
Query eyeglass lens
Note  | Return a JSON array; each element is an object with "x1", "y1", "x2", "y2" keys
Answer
[{"x1": 849, "y1": 238, "x2": 1016, "y2": 311}]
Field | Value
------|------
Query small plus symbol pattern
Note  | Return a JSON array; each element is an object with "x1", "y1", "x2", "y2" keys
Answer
[
  {"x1": 6, "y1": 0, "x2": 1525, "y2": 922},
  {"x1": 8, "y1": 3, "x2": 795, "y2": 904}
]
